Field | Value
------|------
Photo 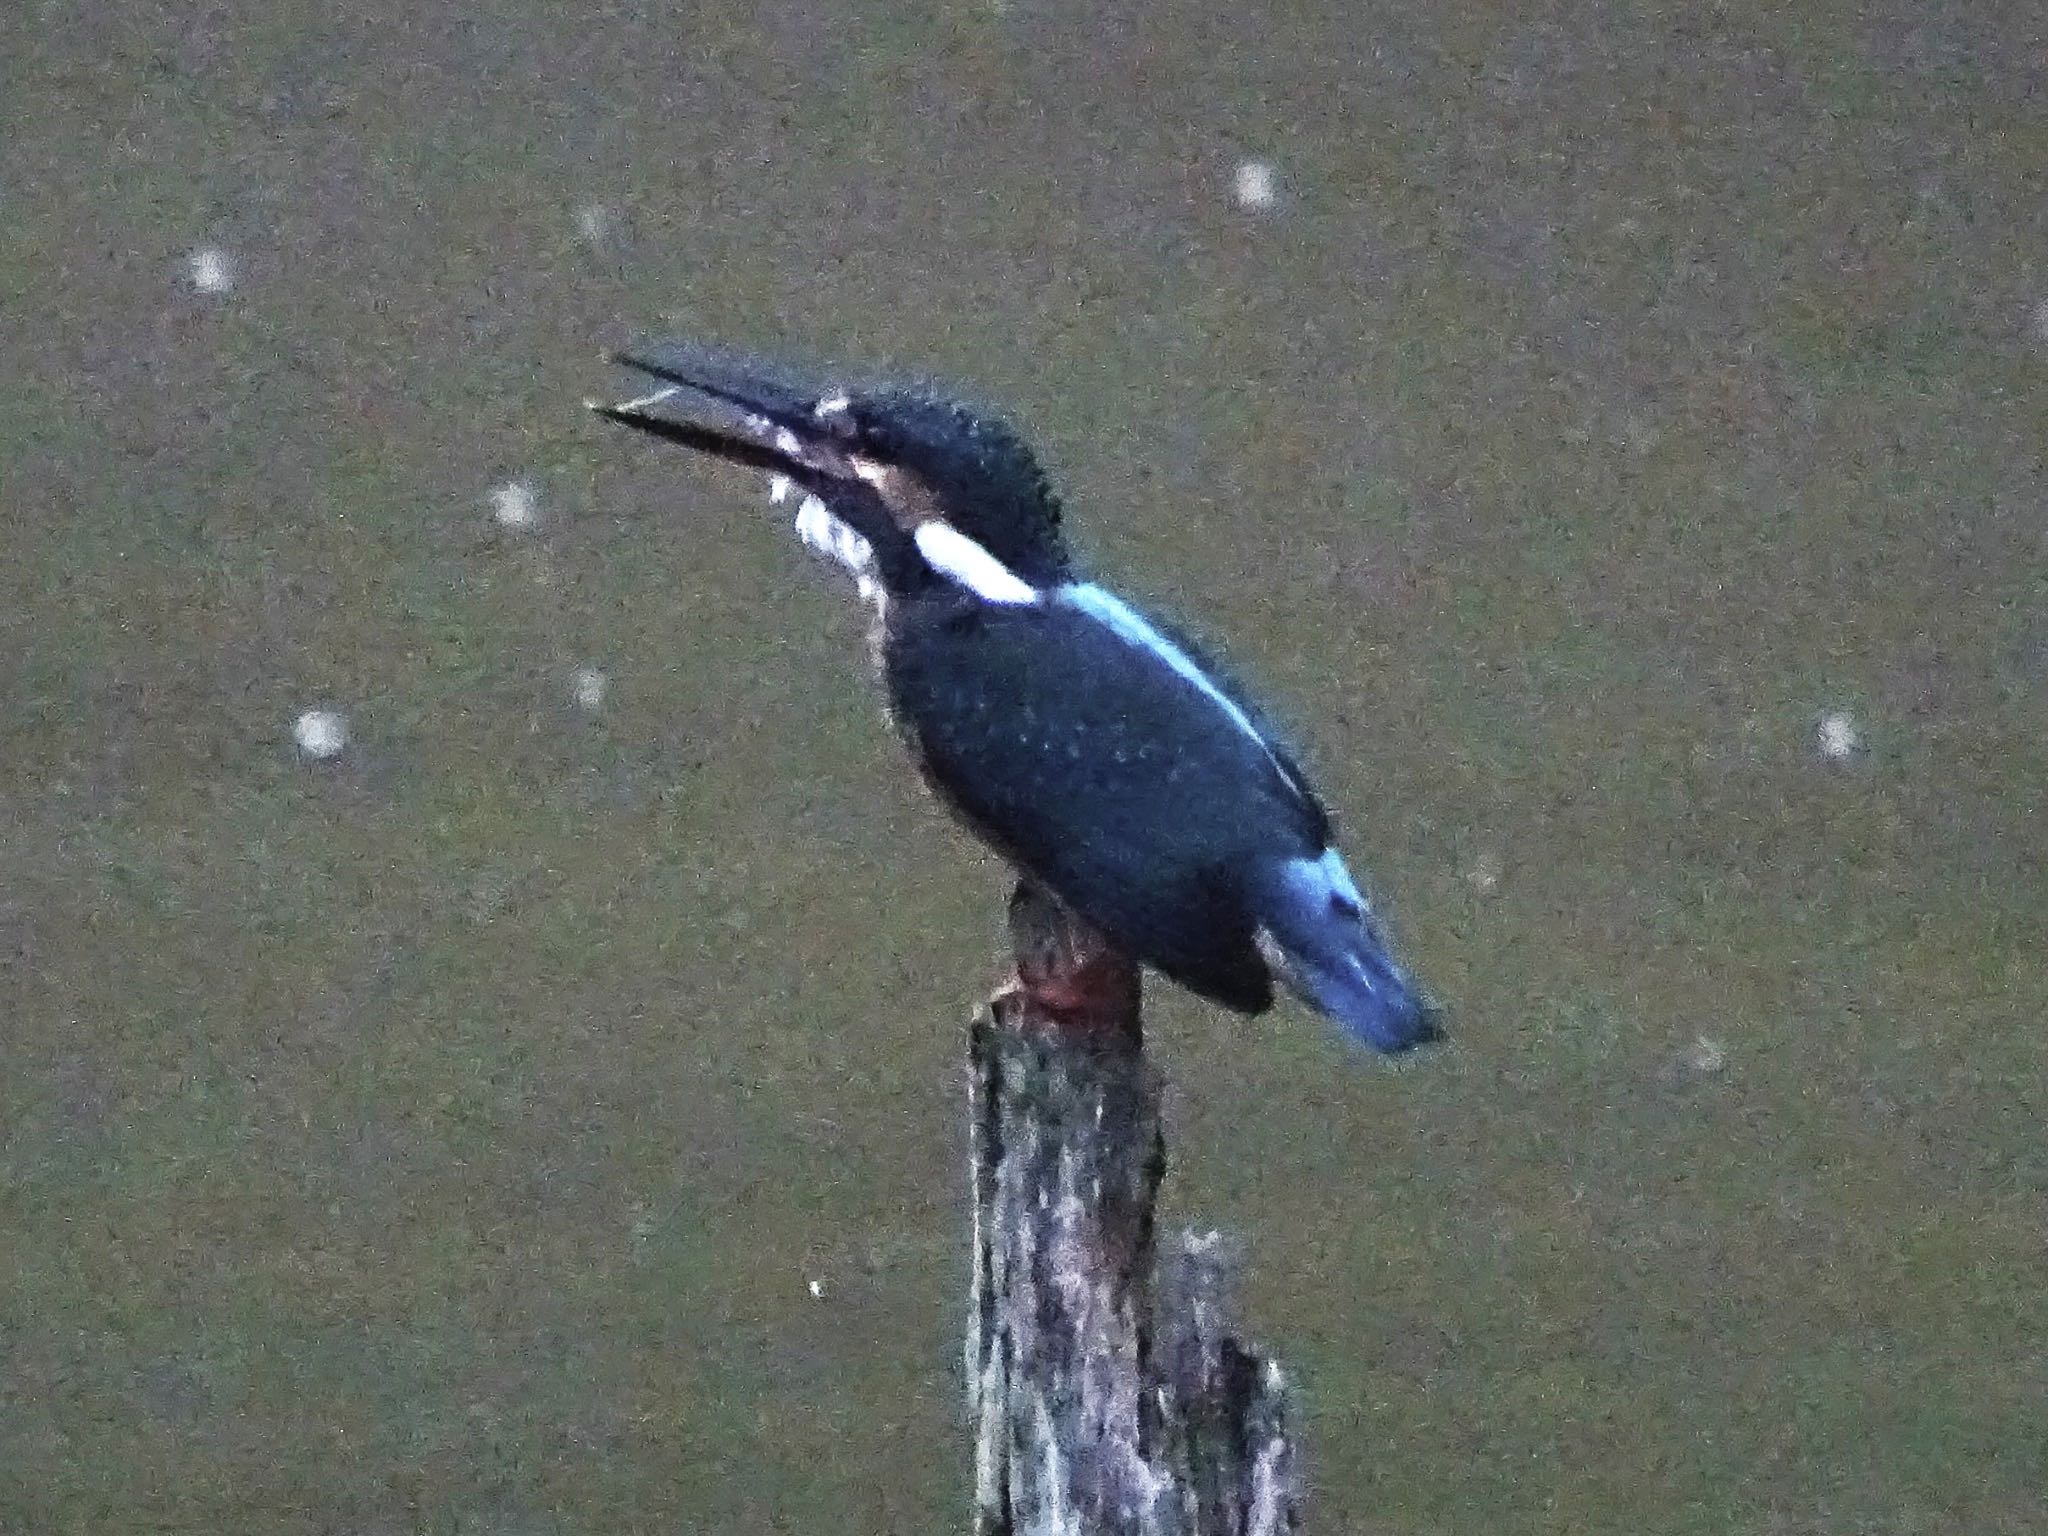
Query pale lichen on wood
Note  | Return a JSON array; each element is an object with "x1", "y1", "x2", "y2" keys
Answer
[{"x1": 967, "y1": 885, "x2": 1300, "y2": 1536}]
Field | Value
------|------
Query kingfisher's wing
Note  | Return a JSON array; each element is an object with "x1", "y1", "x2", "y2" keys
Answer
[{"x1": 883, "y1": 593, "x2": 1330, "y2": 1012}]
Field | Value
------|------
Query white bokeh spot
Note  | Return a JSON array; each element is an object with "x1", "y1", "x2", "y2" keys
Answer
[
  {"x1": 1232, "y1": 159, "x2": 1281, "y2": 211},
  {"x1": 187, "y1": 247, "x2": 235, "y2": 294},
  {"x1": 570, "y1": 666, "x2": 607, "y2": 711},
  {"x1": 1816, "y1": 709, "x2": 1862, "y2": 761},
  {"x1": 294, "y1": 709, "x2": 348, "y2": 760},
  {"x1": 491, "y1": 478, "x2": 539, "y2": 530}
]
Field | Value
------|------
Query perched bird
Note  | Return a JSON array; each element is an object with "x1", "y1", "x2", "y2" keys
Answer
[{"x1": 591, "y1": 340, "x2": 1438, "y2": 1054}]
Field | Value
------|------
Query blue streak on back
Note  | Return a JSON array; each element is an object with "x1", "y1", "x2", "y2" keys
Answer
[{"x1": 1057, "y1": 583, "x2": 1303, "y2": 792}]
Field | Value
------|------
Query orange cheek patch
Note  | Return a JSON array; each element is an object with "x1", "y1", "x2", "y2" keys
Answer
[{"x1": 851, "y1": 456, "x2": 947, "y2": 532}]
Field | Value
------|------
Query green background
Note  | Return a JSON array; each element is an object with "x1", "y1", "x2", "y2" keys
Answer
[{"x1": 3, "y1": 1, "x2": 2043, "y2": 1530}]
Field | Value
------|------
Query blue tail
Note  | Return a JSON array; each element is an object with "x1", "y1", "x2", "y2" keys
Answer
[{"x1": 1246, "y1": 849, "x2": 1441, "y2": 1054}]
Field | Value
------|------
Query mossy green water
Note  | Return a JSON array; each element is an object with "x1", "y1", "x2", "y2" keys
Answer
[{"x1": 4, "y1": 2, "x2": 2043, "y2": 1531}]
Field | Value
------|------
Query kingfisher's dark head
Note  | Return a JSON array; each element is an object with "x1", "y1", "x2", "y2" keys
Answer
[
  {"x1": 589, "y1": 340, "x2": 1070, "y2": 592},
  {"x1": 834, "y1": 390, "x2": 1070, "y2": 585}
]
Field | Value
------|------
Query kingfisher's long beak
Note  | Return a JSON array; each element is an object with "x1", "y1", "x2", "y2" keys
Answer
[
  {"x1": 591, "y1": 339, "x2": 938, "y2": 597},
  {"x1": 587, "y1": 339, "x2": 863, "y2": 488}
]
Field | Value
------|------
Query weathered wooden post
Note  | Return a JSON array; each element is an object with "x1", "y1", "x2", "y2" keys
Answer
[{"x1": 966, "y1": 884, "x2": 1300, "y2": 1536}]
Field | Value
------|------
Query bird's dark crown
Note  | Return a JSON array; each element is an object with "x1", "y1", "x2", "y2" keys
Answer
[{"x1": 841, "y1": 390, "x2": 1070, "y2": 584}]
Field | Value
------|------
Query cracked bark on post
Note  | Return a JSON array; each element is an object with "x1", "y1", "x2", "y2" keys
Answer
[{"x1": 967, "y1": 883, "x2": 1300, "y2": 1536}]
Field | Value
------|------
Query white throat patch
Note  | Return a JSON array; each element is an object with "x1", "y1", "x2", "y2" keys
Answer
[
  {"x1": 774, "y1": 475, "x2": 881, "y2": 606},
  {"x1": 769, "y1": 476, "x2": 1039, "y2": 609}
]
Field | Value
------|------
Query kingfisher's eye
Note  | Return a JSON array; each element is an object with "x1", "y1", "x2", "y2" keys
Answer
[{"x1": 809, "y1": 393, "x2": 863, "y2": 443}]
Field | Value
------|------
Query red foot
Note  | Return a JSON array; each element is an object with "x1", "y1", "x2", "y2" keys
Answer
[
  {"x1": 998, "y1": 886, "x2": 1140, "y2": 1033},
  {"x1": 1005, "y1": 951, "x2": 1137, "y2": 1027}
]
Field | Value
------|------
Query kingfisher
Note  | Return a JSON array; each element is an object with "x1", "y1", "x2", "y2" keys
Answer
[{"x1": 590, "y1": 340, "x2": 1439, "y2": 1054}]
